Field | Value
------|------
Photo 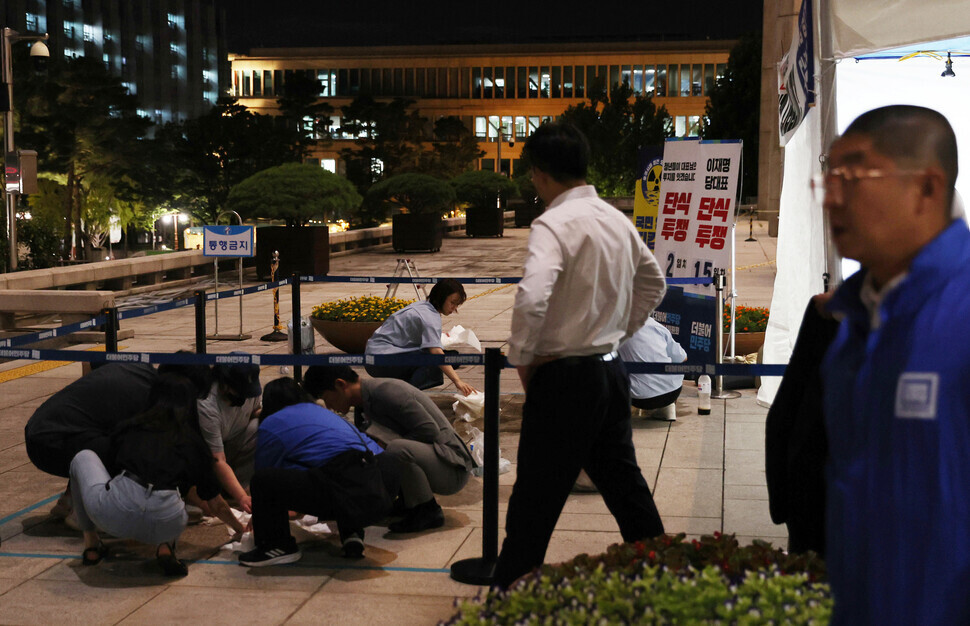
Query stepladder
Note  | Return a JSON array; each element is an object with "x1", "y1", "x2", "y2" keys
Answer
[{"x1": 385, "y1": 258, "x2": 428, "y2": 301}]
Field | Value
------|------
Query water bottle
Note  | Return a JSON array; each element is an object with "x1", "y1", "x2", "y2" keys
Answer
[{"x1": 697, "y1": 374, "x2": 712, "y2": 415}]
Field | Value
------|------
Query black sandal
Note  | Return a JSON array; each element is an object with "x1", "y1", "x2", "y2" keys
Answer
[
  {"x1": 81, "y1": 541, "x2": 107, "y2": 566},
  {"x1": 156, "y1": 542, "x2": 188, "y2": 577}
]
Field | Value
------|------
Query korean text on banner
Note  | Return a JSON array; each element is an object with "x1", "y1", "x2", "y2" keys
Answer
[
  {"x1": 652, "y1": 285, "x2": 717, "y2": 365},
  {"x1": 203, "y1": 225, "x2": 256, "y2": 258},
  {"x1": 778, "y1": 0, "x2": 815, "y2": 146},
  {"x1": 653, "y1": 139, "x2": 742, "y2": 295},
  {"x1": 633, "y1": 146, "x2": 664, "y2": 251}
]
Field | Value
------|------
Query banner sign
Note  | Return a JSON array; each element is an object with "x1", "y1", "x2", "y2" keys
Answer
[
  {"x1": 650, "y1": 285, "x2": 717, "y2": 366},
  {"x1": 652, "y1": 139, "x2": 741, "y2": 294},
  {"x1": 778, "y1": 0, "x2": 815, "y2": 145},
  {"x1": 633, "y1": 146, "x2": 664, "y2": 251},
  {"x1": 203, "y1": 225, "x2": 255, "y2": 258}
]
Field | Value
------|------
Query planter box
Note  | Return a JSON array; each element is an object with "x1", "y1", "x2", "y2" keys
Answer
[
  {"x1": 310, "y1": 318, "x2": 383, "y2": 354},
  {"x1": 392, "y1": 213, "x2": 443, "y2": 253},
  {"x1": 255, "y1": 226, "x2": 329, "y2": 280},
  {"x1": 731, "y1": 331, "x2": 765, "y2": 356},
  {"x1": 465, "y1": 206, "x2": 504, "y2": 237},
  {"x1": 513, "y1": 202, "x2": 543, "y2": 228}
]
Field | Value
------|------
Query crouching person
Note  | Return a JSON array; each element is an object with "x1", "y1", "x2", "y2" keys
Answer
[
  {"x1": 70, "y1": 373, "x2": 245, "y2": 576},
  {"x1": 303, "y1": 365, "x2": 474, "y2": 533},
  {"x1": 239, "y1": 378, "x2": 400, "y2": 567}
]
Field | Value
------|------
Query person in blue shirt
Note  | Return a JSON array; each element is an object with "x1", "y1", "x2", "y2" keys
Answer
[
  {"x1": 618, "y1": 316, "x2": 687, "y2": 421},
  {"x1": 365, "y1": 278, "x2": 477, "y2": 396},
  {"x1": 819, "y1": 105, "x2": 970, "y2": 624},
  {"x1": 239, "y1": 378, "x2": 400, "y2": 567}
]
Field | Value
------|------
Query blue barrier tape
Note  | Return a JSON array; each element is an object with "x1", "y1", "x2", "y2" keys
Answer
[
  {"x1": 118, "y1": 297, "x2": 195, "y2": 321},
  {"x1": 0, "y1": 315, "x2": 107, "y2": 349},
  {"x1": 299, "y1": 275, "x2": 520, "y2": 285},
  {"x1": 665, "y1": 277, "x2": 715, "y2": 285}
]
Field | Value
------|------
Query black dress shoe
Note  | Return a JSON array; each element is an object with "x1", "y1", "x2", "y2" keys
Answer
[{"x1": 388, "y1": 500, "x2": 445, "y2": 533}]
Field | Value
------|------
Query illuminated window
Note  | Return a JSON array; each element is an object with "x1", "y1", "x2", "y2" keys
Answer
[
  {"x1": 540, "y1": 67, "x2": 550, "y2": 97},
  {"x1": 551, "y1": 67, "x2": 561, "y2": 98},
  {"x1": 675, "y1": 116, "x2": 686, "y2": 136},
  {"x1": 563, "y1": 66, "x2": 573, "y2": 97},
  {"x1": 688, "y1": 116, "x2": 701, "y2": 137},
  {"x1": 644, "y1": 65, "x2": 655, "y2": 96},
  {"x1": 656, "y1": 65, "x2": 666, "y2": 97},
  {"x1": 475, "y1": 116, "x2": 487, "y2": 138}
]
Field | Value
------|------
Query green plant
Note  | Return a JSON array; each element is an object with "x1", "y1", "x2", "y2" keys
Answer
[
  {"x1": 311, "y1": 296, "x2": 413, "y2": 323},
  {"x1": 449, "y1": 534, "x2": 830, "y2": 625},
  {"x1": 725, "y1": 304, "x2": 770, "y2": 333},
  {"x1": 227, "y1": 162, "x2": 362, "y2": 226},
  {"x1": 450, "y1": 170, "x2": 518, "y2": 211},
  {"x1": 362, "y1": 173, "x2": 456, "y2": 220}
]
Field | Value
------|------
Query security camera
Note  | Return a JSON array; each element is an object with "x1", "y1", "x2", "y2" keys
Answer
[
  {"x1": 29, "y1": 40, "x2": 49, "y2": 73},
  {"x1": 508, "y1": 140, "x2": 515, "y2": 148}
]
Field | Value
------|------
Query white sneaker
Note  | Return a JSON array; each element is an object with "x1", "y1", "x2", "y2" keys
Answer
[{"x1": 648, "y1": 404, "x2": 677, "y2": 422}]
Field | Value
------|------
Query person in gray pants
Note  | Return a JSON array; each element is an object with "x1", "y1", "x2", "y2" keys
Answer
[{"x1": 303, "y1": 365, "x2": 475, "y2": 533}]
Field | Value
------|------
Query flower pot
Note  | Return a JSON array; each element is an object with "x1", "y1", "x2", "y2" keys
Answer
[
  {"x1": 465, "y1": 206, "x2": 504, "y2": 237},
  {"x1": 392, "y1": 213, "x2": 443, "y2": 252},
  {"x1": 513, "y1": 201, "x2": 543, "y2": 227},
  {"x1": 731, "y1": 331, "x2": 765, "y2": 356},
  {"x1": 310, "y1": 318, "x2": 384, "y2": 354}
]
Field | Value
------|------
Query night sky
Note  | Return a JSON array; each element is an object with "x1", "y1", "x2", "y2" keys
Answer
[{"x1": 220, "y1": 1, "x2": 763, "y2": 53}]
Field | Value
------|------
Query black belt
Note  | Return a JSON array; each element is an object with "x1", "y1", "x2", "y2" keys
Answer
[
  {"x1": 550, "y1": 351, "x2": 619, "y2": 367},
  {"x1": 116, "y1": 469, "x2": 176, "y2": 493}
]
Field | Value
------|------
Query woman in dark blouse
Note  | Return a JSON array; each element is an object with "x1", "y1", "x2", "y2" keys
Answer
[{"x1": 69, "y1": 373, "x2": 245, "y2": 576}]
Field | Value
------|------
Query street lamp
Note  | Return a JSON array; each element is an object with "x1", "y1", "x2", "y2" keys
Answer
[
  {"x1": 3, "y1": 28, "x2": 49, "y2": 271},
  {"x1": 487, "y1": 119, "x2": 515, "y2": 177}
]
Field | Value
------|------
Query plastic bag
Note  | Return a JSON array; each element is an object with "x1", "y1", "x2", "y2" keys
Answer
[
  {"x1": 466, "y1": 426, "x2": 511, "y2": 476},
  {"x1": 441, "y1": 325, "x2": 482, "y2": 352},
  {"x1": 453, "y1": 390, "x2": 486, "y2": 422}
]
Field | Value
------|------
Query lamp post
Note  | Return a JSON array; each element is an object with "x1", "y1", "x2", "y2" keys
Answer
[
  {"x1": 3, "y1": 28, "x2": 49, "y2": 271},
  {"x1": 487, "y1": 119, "x2": 514, "y2": 176}
]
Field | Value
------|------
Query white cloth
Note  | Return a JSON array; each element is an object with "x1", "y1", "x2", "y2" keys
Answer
[
  {"x1": 196, "y1": 382, "x2": 260, "y2": 455},
  {"x1": 618, "y1": 317, "x2": 687, "y2": 400},
  {"x1": 507, "y1": 185, "x2": 666, "y2": 366}
]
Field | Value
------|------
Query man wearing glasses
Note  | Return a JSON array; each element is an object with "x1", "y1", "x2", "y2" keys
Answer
[{"x1": 818, "y1": 105, "x2": 970, "y2": 624}]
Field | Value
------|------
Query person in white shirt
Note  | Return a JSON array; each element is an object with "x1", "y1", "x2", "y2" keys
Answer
[
  {"x1": 619, "y1": 317, "x2": 688, "y2": 421},
  {"x1": 493, "y1": 121, "x2": 667, "y2": 589}
]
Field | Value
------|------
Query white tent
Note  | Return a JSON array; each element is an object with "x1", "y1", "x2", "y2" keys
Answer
[{"x1": 757, "y1": 1, "x2": 970, "y2": 406}]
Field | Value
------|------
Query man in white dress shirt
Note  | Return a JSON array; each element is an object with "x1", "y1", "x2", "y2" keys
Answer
[{"x1": 493, "y1": 121, "x2": 667, "y2": 588}]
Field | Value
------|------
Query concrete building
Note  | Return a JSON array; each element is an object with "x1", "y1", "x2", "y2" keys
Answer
[
  {"x1": 230, "y1": 41, "x2": 731, "y2": 175},
  {"x1": 2, "y1": 0, "x2": 229, "y2": 124}
]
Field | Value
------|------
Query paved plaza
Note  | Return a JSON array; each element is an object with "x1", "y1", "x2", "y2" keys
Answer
[{"x1": 0, "y1": 220, "x2": 780, "y2": 625}]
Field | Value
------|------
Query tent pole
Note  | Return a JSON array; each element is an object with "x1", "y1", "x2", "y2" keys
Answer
[{"x1": 818, "y1": 0, "x2": 843, "y2": 288}]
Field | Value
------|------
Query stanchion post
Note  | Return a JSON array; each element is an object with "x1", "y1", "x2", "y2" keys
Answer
[
  {"x1": 195, "y1": 290, "x2": 207, "y2": 354},
  {"x1": 291, "y1": 272, "x2": 302, "y2": 383},
  {"x1": 260, "y1": 250, "x2": 287, "y2": 342},
  {"x1": 102, "y1": 307, "x2": 118, "y2": 353},
  {"x1": 450, "y1": 346, "x2": 501, "y2": 585}
]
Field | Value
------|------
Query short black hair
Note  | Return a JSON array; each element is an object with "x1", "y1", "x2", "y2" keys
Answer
[
  {"x1": 303, "y1": 365, "x2": 359, "y2": 397},
  {"x1": 428, "y1": 278, "x2": 466, "y2": 312},
  {"x1": 260, "y1": 377, "x2": 313, "y2": 421},
  {"x1": 158, "y1": 361, "x2": 212, "y2": 398},
  {"x1": 522, "y1": 121, "x2": 590, "y2": 183},
  {"x1": 843, "y1": 105, "x2": 958, "y2": 208}
]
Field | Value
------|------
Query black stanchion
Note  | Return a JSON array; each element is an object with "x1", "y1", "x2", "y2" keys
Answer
[
  {"x1": 102, "y1": 307, "x2": 119, "y2": 353},
  {"x1": 291, "y1": 273, "x2": 302, "y2": 383},
  {"x1": 261, "y1": 250, "x2": 288, "y2": 342},
  {"x1": 450, "y1": 346, "x2": 502, "y2": 585},
  {"x1": 194, "y1": 290, "x2": 207, "y2": 354}
]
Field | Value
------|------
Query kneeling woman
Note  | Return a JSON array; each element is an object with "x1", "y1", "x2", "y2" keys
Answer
[
  {"x1": 70, "y1": 373, "x2": 245, "y2": 575},
  {"x1": 365, "y1": 278, "x2": 477, "y2": 396}
]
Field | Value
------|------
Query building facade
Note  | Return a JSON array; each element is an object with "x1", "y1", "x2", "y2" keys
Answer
[
  {"x1": 229, "y1": 41, "x2": 731, "y2": 175},
  {"x1": 2, "y1": 0, "x2": 229, "y2": 124}
]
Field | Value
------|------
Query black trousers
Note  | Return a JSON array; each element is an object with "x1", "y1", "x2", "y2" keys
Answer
[
  {"x1": 493, "y1": 357, "x2": 665, "y2": 588},
  {"x1": 250, "y1": 454, "x2": 398, "y2": 549},
  {"x1": 25, "y1": 430, "x2": 114, "y2": 478},
  {"x1": 632, "y1": 387, "x2": 682, "y2": 411}
]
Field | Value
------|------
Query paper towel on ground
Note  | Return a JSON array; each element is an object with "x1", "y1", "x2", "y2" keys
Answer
[
  {"x1": 466, "y1": 426, "x2": 511, "y2": 475},
  {"x1": 441, "y1": 325, "x2": 481, "y2": 351},
  {"x1": 221, "y1": 509, "x2": 331, "y2": 551}
]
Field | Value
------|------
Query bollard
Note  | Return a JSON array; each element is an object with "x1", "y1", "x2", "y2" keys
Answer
[
  {"x1": 291, "y1": 273, "x2": 303, "y2": 383},
  {"x1": 450, "y1": 346, "x2": 502, "y2": 585},
  {"x1": 102, "y1": 307, "x2": 119, "y2": 353},
  {"x1": 195, "y1": 290, "x2": 207, "y2": 354},
  {"x1": 260, "y1": 250, "x2": 288, "y2": 342}
]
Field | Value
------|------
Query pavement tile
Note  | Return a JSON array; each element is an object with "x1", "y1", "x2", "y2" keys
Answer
[
  {"x1": 653, "y1": 468, "x2": 722, "y2": 518},
  {"x1": 660, "y1": 516, "x2": 723, "y2": 536},
  {"x1": 320, "y1": 568, "x2": 481, "y2": 598},
  {"x1": 723, "y1": 499, "x2": 788, "y2": 539},
  {"x1": 0, "y1": 579, "x2": 166, "y2": 626},
  {"x1": 725, "y1": 422, "x2": 767, "y2": 450},
  {"x1": 287, "y1": 591, "x2": 461, "y2": 626},
  {"x1": 119, "y1": 586, "x2": 312, "y2": 625}
]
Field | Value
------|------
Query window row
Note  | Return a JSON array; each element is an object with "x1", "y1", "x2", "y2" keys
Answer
[{"x1": 233, "y1": 61, "x2": 727, "y2": 100}]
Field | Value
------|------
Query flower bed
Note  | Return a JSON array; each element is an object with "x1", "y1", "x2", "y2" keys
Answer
[
  {"x1": 310, "y1": 296, "x2": 413, "y2": 323},
  {"x1": 447, "y1": 533, "x2": 831, "y2": 624},
  {"x1": 724, "y1": 304, "x2": 770, "y2": 334}
]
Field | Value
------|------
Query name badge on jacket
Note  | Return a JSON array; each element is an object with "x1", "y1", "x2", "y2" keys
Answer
[{"x1": 894, "y1": 372, "x2": 939, "y2": 420}]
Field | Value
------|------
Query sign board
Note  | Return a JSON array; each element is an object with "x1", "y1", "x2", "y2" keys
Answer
[
  {"x1": 203, "y1": 225, "x2": 255, "y2": 257},
  {"x1": 633, "y1": 146, "x2": 664, "y2": 251},
  {"x1": 778, "y1": 0, "x2": 815, "y2": 145},
  {"x1": 653, "y1": 139, "x2": 742, "y2": 294},
  {"x1": 651, "y1": 285, "x2": 717, "y2": 367}
]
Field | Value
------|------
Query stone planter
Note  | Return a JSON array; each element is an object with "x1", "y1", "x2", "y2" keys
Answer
[
  {"x1": 392, "y1": 213, "x2": 443, "y2": 253},
  {"x1": 513, "y1": 202, "x2": 543, "y2": 228},
  {"x1": 310, "y1": 318, "x2": 383, "y2": 354},
  {"x1": 465, "y1": 206, "x2": 504, "y2": 237},
  {"x1": 255, "y1": 226, "x2": 329, "y2": 280},
  {"x1": 731, "y1": 331, "x2": 766, "y2": 356}
]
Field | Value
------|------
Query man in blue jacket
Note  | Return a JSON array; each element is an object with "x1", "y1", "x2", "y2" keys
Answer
[{"x1": 820, "y1": 105, "x2": 970, "y2": 624}]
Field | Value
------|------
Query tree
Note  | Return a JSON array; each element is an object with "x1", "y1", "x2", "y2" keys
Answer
[
  {"x1": 703, "y1": 32, "x2": 762, "y2": 200},
  {"x1": 559, "y1": 82, "x2": 672, "y2": 196},
  {"x1": 421, "y1": 116, "x2": 484, "y2": 179},
  {"x1": 227, "y1": 163, "x2": 362, "y2": 226},
  {"x1": 450, "y1": 170, "x2": 518, "y2": 210},
  {"x1": 153, "y1": 98, "x2": 302, "y2": 225},
  {"x1": 276, "y1": 71, "x2": 334, "y2": 158},
  {"x1": 359, "y1": 173, "x2": 455, "y2": 227},
  {"x1": 17, "y1": 56, "x2": 153, "y2": 260}
]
